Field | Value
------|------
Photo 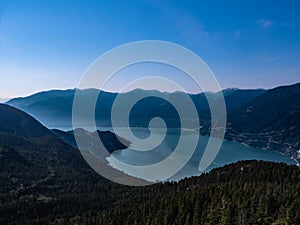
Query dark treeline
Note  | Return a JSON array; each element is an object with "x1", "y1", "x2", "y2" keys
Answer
[{"x1": 1, "y1": 160, "x2": 299, "y2": 225}]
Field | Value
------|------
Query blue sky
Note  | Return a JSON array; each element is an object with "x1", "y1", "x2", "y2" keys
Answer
[{"x1": 0, "y1": 0, "x2": 299, "y2": 98}]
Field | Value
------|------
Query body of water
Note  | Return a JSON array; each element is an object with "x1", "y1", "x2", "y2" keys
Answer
[{"x1": 105, "y1": 128, "x2": 296, "y2": 182}]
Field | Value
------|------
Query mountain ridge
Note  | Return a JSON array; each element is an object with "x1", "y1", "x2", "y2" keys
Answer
[{"x1": 6, "y1": 87, "x2": 265, "y2": 128}]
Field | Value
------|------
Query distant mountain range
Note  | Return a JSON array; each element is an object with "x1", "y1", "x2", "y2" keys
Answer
[
  {"x1": 6, "y1": 83, "x2": 300, "y2": 164},
  {"x1": 6, "y1": 88, "x2": 265, "y2": 128}
]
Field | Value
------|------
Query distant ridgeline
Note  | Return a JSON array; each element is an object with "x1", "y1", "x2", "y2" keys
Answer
[
  {"x1": 6, "y1": 88, "x2": 265, "y2": 129},
  {"x1": 7, "y1": 83, "x2": 300, "y2": 164}
]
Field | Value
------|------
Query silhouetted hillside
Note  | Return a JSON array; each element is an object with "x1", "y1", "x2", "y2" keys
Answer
[
  {"x1": 0, "y1": 104, "x2": 52, "y2": 138},
  {"x1": 0, "y1": 104, "x2": 299, "y2": 224},
  {"x1": 0, "y1": 104, "x2": 145, "y2": 224}
]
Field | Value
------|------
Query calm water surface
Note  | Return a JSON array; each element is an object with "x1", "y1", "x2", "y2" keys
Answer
[{"x1": 105, "y1": 128, "x2": 296, "y2": 181}]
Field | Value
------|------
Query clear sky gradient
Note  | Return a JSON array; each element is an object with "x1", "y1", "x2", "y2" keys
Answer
[{"x1": 0, "y1": 0, "x2": 300, "y2": 98}]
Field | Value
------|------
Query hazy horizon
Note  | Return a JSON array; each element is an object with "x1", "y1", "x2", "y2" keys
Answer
[{"x1": 3, "y1": 81, "x2": 300, "y2": 100}]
